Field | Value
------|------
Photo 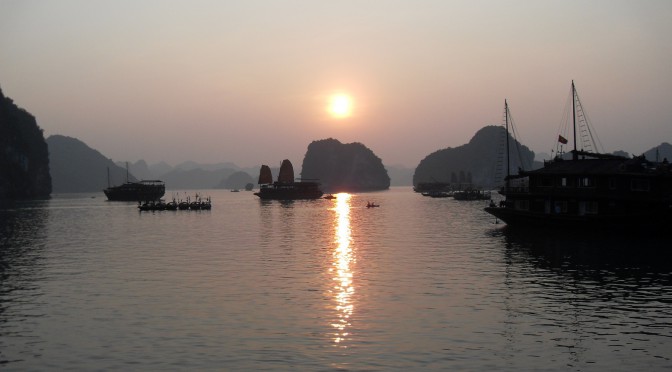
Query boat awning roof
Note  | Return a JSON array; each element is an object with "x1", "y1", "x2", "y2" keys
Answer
[
  {"x1": 139, "y1": 180, "x2": 165, "y2": 184},
  {"x1": 519, "y1": 156, "x2": 668, "y2": 177}
]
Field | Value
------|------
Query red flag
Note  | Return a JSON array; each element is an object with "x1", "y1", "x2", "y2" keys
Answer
[{"x1": 558, "y1": 135, "x2": 568, "y2": 144}]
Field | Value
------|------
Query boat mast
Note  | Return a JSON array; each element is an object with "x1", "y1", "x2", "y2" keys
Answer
[
  {"x1": 572, "y1": 80, "x2": 578, "y2": 160},
  {"x1": 125, "y1": 162, "x2": 129, "y2": 183},
  {"x1": 505, "y1": 99, "x2": 510, "y2": 189},
  {"x1": 107, "y1": 167, "x2": 110, "y2": 188}
]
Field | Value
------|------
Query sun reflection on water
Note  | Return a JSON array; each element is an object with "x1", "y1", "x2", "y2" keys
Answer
[{"x1": 330, "y1": 193, "x2": 354, "y2": 346}]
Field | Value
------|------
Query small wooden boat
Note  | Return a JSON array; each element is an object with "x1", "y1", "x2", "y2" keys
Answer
[{"x1": 165, "y1": 199, "x2": 178, "y2": 210}]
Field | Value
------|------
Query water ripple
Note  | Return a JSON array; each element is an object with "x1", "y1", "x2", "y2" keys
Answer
[{"x1": 1, "y1": 189, "x2": 671, "y2": 370}]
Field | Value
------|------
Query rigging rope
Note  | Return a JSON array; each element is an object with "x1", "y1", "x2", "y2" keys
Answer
[{"x1": 553, "y1": 83, "x2": 605, "y2": 156}]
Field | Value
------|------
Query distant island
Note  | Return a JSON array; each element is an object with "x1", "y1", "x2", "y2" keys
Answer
[
  {"x1": 413, "y1": 126, "x2": 535, "y2": 190},
  {"x1": 45, "y1": 136, "x2": 260, "y2": 193},
  {"x1": 301, "y1": 138, "x2": 390, "y2": 192},
  {"x1": 643, "y1": 142, "x2": 672, "y2": 162},
  {"x1": 3, "y1": 86, "x2": 670, "y2": 197},
  {"x1": 47, "y1": 135, "x2": 134, "y2": 193}
]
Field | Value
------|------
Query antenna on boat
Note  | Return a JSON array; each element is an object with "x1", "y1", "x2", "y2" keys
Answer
[
  {"x1": 125, "y1": 162, "x2": 129, "y2": 183},
  {"x1": 107, "y1": 167, "x2": 110, "y2": 188}
]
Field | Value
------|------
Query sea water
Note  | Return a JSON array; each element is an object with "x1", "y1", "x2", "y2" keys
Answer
[{"x1": 1, "y1": 188, "x2": 670, "y2": 371}]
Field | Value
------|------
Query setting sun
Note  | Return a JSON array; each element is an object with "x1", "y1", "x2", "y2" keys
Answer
[{"x1": 328, "y1": 94, "x2": 353, "y2": 119}]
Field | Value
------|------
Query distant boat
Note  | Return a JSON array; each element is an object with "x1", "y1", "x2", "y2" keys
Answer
[
  {"x1": 137, "y1": 199, "x2": 166, "y2": 211},
  {"x1": 178, "y1": 199, "x2": 190, "y2": 210},
  {"x1": 165, "y1": 199, "x2": 178, "y2": 210},
  {"x1": 104, "y1": 164, "x2": 165, "y2": 202},
  {"x1": 484, "y1": 81, "x2": 672, "y2": 229},
  {"x1": 323, "y1": 194, "x2": 336, "y2": 200},
  {"x1": 253, "y1": 160, "x2": 324, "y2": 200},
  {"x1": 189, "y1": 195, "x2": 212, "y2": 210},
  {"x1": 366, "y1": 201, "x2": 380, "y2": 208},
  {"x1": 137, "y1": 193, "x2": 210, "y2": 211},
  {"x1": 138, "y1": 198, "x2": 210, "y2": 211},
  {"x1": 105, "y1": 180, "x2": 166, "y2": 201},
  {"x1": 453, "y1": 188, "x2": 490, "y2": 201},
  {"x1": 424, "y1": 190, "x2": 452, "y2": 198},
  {"x1": 414, "y1": 182, "x2": 451, "y2": 194},
  {"x1": 231, "y1": 189, "x2": 240, "y2": 192}
]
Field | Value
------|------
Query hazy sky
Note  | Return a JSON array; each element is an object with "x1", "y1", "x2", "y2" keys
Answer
[{"x1": 2, "y1": 0, "x2": 671, "y2": 168}]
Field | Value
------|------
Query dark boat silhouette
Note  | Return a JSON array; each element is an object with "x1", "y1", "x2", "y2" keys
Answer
[
  {"x1": 453, "y1": 188, "x2": 491, "y2": 201},
  {"x1": 138, "y1": 194, "x2": 210, "y2": 211},
  {"x1": 254, "y1": 160, "x2": 324, "y2": 200},
  {"x1": 103, "y1": 165, "x2": 165, "y2": 202},
  {"x1": 484, "y1": 82, "x2": 672, "y2": 230}
]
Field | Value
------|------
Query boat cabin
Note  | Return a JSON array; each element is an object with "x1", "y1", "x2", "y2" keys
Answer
[{"x1": 501, "y1": 152, "x2": 672, "y2": 220}]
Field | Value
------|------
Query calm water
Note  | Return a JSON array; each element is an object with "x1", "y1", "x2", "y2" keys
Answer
[{"x1": 1, "y1": 187, "x2": 671, "y2": 371}]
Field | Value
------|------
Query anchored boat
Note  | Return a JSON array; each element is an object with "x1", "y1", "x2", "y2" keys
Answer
[
  {"x1": 254, "y1": 160, "x2": 324, "y2": 200},
  {"x1": 103, "y1": 165, "x2": 165, "y2": 201},
  {"x1": 484, "y1": 82, "x2": 672, "y2": 229}
]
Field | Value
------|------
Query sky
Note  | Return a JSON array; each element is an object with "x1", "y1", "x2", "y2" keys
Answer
[{"x1": 1, "y1": 0, "x2": 671, "y2": 168}]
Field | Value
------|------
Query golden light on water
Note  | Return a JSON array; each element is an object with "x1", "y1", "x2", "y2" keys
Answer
[{"x1": 330, "y1": 193, "x2": 354, "y2": 345}]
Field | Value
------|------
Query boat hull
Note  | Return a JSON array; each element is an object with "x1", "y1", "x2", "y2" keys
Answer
[
  {"x1": 254, "y1": 182, "x2": 323, "y2": 200},
  {"x1": 104, "y1": 181, "x2": 165, "y2": 201},
  {"x1": 484, "y1": 206, "x2": 672, "y2": 231}
]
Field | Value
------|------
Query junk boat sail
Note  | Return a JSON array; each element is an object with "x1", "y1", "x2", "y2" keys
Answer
[
  {"x1": 103, "y1": 165, "x2": 165, "y2": 201},
  {"x1": 484, "y1": 82, "x2": 672, "y2": 229},
  {"x1": 254, "y1": 159, "x2": 324, "y2": 200}
]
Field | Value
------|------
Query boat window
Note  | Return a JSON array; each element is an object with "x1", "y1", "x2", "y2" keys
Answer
[
  {"x1": 578, "y1": 177, "x2": 594, "y2": 187},
  {"x1": 631, "y1": 178, "x2": 650, "y2": 192},
  {"x1": 559, "y1": 177, "x2": 569, "y2": 187}
]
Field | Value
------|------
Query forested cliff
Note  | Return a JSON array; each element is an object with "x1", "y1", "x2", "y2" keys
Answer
[{"x1": 0, "y1": 88, "x2": 51, "y2": 199}]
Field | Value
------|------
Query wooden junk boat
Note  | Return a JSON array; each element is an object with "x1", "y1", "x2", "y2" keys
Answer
[
  {"x1": 254, "y1": 160, "x2": 324, "y2": 200},
  {"x1": 484, "y1": 81, "x2": 672, "y2": 230}
]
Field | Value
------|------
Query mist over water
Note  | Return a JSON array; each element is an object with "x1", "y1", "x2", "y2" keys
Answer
[{"x1": 1, "y1": 188, "x2": 670, "y2": 370}]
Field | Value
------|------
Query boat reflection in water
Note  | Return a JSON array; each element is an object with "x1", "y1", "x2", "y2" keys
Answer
[{"x1": 330, "y1": 193, "x2": 354, "y2": 345}]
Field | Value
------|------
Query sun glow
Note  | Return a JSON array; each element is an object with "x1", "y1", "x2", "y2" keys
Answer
[{"x1": 328, "y1": 94, "x2": 353, "y2": 119}]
